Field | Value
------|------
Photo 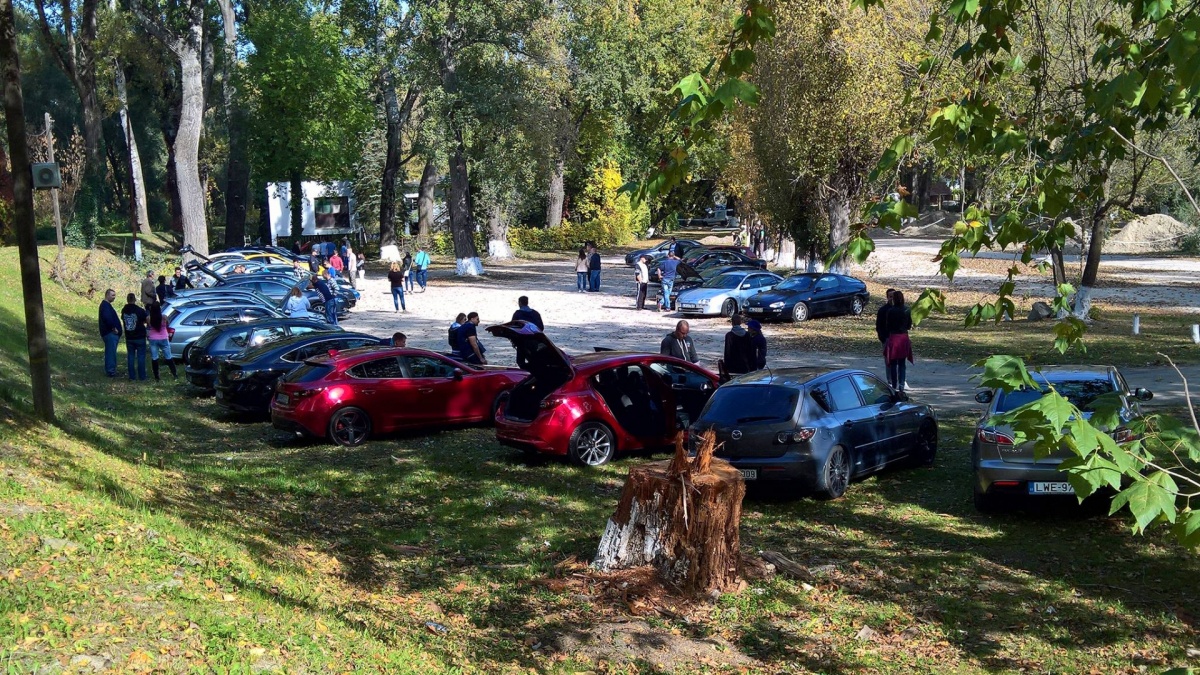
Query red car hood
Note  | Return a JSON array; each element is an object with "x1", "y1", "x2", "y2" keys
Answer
[{"x1": 486, "y1": 321, "x2": 574, "y2": 382}]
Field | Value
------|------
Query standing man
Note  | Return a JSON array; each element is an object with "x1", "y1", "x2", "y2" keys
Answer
[
  {"x1": 328, "y1": 249, "x2": 345, "y2": 277},
  {"x1": 98, "y1": 289, "x2": 122, "y2": 377},
  {"x1": 155, "y1": 275, "x2": 175, "y2": 303},
  {"x1": 456, "y1": 312, "x2": 487, "y2": 365},
  {"x1": 313, "y1": 275, "x2": 338, "y2": 325},
  {"x1": 752, "y1": 221, "x2": 765, "y2": 259},
  {"x1": 657, "y1": 250, "x2": 680, "y2": 312},
  {"x1": 172, "y1": 267, "x2": 193, "y2": 290},
  {"x1": 660, "y1": 320, "x2": 699, "y2": 364},
  {"x1": 512, "y1": 296, "x2": 545, "y2": 330},
  {"x1": 587, "y1": 243, "x2": 602, "y2": 292},
  {"x1": 413, "y1": 245, "x2": 431, "y2": 292},
  {"x1": 121, "y1": 293, "x2": 148, "y2": 381},
  {"x1": 876, "y1": 288, "x2": 896, "y2": 369},
  {"x1": 140, "y1": 271, "x2": 157, "y2": 305},
  {"x1": 722, "y1": 315, "x2": 756, "y2": 380},
  {"x1": 747, "y1": 319, "x2": 767, "y2": 370},
  {"x1": 634, "y1": 254, "x2": 650, "y2": 310}
]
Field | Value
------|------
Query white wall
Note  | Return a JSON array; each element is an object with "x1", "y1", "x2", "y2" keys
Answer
[{"x1": 267, "y1": 181, "x2": 357, "y2": 244}]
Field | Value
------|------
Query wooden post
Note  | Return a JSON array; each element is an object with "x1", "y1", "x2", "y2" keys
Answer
[
  {"x1": 44, "y1": 112, "x2": 63, "y2": 276},
  {"x1": 594, "y1": 430, "x2": 745, "y2": 595}
]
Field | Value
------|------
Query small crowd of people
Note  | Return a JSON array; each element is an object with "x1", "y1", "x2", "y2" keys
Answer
[
  {"x1": 574, "y1": 243, "x2": 603, "y2": 292},
  {"x1": 445, "y1": 297, "x2": 545, "y2": 366},
  {"x1": 659, "y1": 317, "x2": 767, "y2": 382},
  {"x1": 293, "y1": 238, "x2": 367, "y2": 290},
  {"x1": 98, "y1": 285, "x2": 178, "y2": 382},
  {"x1": 385, "y1": 245, "x2": 433, "y2": 311}
]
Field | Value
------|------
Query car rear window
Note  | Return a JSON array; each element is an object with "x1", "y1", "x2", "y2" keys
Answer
[
  {"x1": 283, "y1": 363, "x2": 332, "y2": 383},
  {"x1": 996, "y1": 378, "x2": 1114, "y2": 412},
  {"x1": 699, "y1": 385, "x2": 801, "y2": 424}
]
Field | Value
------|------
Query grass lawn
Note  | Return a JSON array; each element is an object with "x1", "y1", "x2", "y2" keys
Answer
[{"x1": 0, "y1": 246, "x2": 1197, "y2": 673}]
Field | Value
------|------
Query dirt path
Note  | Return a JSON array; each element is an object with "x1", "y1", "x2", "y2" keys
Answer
[{"x1": 341, "y1": 254, "x2": 1200, "y2": 414}]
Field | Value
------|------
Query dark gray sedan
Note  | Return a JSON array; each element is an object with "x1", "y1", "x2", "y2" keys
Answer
[
  {"x1": 971, "y1": 366, "x2": 1151, "y2": 511},
  {"x1": 689, "y1": 367, "x2": 937, "y2": 499}
]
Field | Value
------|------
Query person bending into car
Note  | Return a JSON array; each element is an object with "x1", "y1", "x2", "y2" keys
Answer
[
  {"x1": 511, "y1": 296, "x2": 544, "y2": 330},
  {"x1": 456, "y1": 312, "x2": 487, "y2": 365},
  {"x1": 312, "y1": 275, "x2": 337, "y2": 325},
  {"x1": 660, "y1": 320, "x2": 698, "y2": 364},
  {"x1": 882, "y1": 291, "x2": 914, "y2": 392}
]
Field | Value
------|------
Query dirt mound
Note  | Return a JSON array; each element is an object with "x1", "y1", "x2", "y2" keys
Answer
[
  {"x1": 1106, "y1": 214, "x2": 1192, "y2": 254},
  {"x1": 43, "y1": 246, "x2": 139, "y2": 300},
  {"x1": 699, "y1": 234, "x2": 734, "y2": 245}
]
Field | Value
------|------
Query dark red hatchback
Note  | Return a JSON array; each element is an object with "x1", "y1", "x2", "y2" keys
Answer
[
  {"x1": 486, "y1": 321, "x2": 719, "y2": 466},
  {"x1": 270, "y1": 347, "x2": 525, "y2": 446}
]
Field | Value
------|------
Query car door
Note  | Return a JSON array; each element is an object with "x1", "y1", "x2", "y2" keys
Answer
[
  {"x1": 346, "y1": 356, "x2": 405, "y2": 431},
  {"x1": 811, "y1": 276, "x2": 839, "y2": 316},
  {"x1": 851, "y1": 373, "x2": 912, "y2": 463},
  {"x1": 825, "y1": 375, "x2": 886, "y2": 475},
  {"x1": 648, "y1": 360, "x2": 717, "y2": 430},
  {"x1": 401, "y1": 354, "x2": 472, "y2": 424}
]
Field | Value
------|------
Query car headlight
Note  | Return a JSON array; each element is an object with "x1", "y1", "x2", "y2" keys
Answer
[{"x1": 769, "y1": 302, "x2": 785, "y2": 309}]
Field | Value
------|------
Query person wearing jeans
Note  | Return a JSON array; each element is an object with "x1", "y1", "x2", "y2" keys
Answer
[
  {"x1": 414, "y1": 246, "x2": 431, "y2": 291},
  {"x1": 402, "y1": 251, "x2": 415, "y2": 291},
  {"x1": 387, "y1": 262, "x2": 407, "y2": 311},
  {"x1": 882, "y1": 290, "x2": 914, "y2": 392},
  {"x1": 657, "y1": 251, "x2": 681, "y2": 311},
  {"x1": 313, "y1": 276, "x2": 338, "y2": 326},
  {"x1": 146, "y1": 303, "x2": 177, "y2": 381},
  {"x1": 98, "y1": 289, "x2": 122, "y2": 377},
  {"x1": 587, "y1": 244, "x2": 602, "y2": 292},
  {"x1": 575, "y1": 248, "x2": 588, "y2": 292},
  {"x1": 121, "y1": 293, "x2": 148, "y2": 381}
]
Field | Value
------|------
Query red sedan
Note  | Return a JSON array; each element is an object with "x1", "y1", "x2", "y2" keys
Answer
[
  {"x1": 270, "y1": 347, "x2": 525, "y2": 446},
  {"x1": 486, "y1": 322, "x2": 720, "y2": 466}
]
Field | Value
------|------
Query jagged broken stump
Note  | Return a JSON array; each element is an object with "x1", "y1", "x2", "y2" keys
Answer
[{"x1": 593, "y1": 430, "x2": 745, "y2": 594}]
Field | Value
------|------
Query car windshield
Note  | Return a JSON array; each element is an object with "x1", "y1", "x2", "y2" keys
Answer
[
  {"x1": 702, "y1": 274, "x2": 745, "y2": 289},
  {"x1": 996, "y1": 378, "x2": 1115, "y2": 413},
  {"x1": 777, "y1": 276, "x2": 816, "y2": 291},
  {"x1": 699, "y1": 385, "x2": 801, "y2": 424}
]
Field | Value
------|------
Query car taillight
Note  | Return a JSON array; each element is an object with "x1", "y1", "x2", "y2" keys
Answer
[
  {"x1": 293, "y1": 387, "x2": 325, "y2": 399},
  {"x1": 978, "y1": 428, "x2": 1014, "y2": 445},
  {"x1": 1112, "y1": 427, "x2": 1134, "y2": 443},
  {"x1": 776, "y1": 428, "x2": 815, "y2": 444},
  {"x1": 540, "y1": 397, "x2": 565, "y2": 410},
  {"x1": 167, "y1": 327, "x2": 176, "y2": 338}
]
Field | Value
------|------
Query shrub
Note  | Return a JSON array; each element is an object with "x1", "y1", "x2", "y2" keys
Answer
[{"x1": 506, "y1": 161, "x2": 647, "y2": 252}]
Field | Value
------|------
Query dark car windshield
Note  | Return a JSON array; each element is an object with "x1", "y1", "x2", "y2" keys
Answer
[
  {"x1": 283, "y1": 363, "x2": 332, "y2": 383},
  {"x1": 777, "y1": 276, "x2": 816, "y2": 291},
  {"x1": 996, "y1": 378, "x2": 1114, "y2": 413},
  {"x1": 702, "y1": 274, "x2": 745, "y2": 289},
  {"x1": 699, "y1": 385, "x2": 801, "y2": 424}
]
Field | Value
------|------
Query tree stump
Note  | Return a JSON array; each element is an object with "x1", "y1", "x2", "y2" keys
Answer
[{"x1": 593, "y1": 430, "x2": 745, "y2": 595}]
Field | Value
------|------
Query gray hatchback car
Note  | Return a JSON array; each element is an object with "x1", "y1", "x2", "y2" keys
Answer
[
  {"x1": 164, "y1": 300, "x2": 286, "y2": 357},
  {"x1": 971, "y1": 365, "x2": 1152, "y2": 511}
]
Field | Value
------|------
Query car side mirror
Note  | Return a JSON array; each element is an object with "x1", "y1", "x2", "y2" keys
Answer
[
  {"x1": 1134, "y1": 387, "x2": 1153, "y2": 401},
  {"x1": 975, "y1": 390, "x2": 994, "y2": 404},
  {"x1": 451, "y1": 368, "x2": 464, "y2": 381}
]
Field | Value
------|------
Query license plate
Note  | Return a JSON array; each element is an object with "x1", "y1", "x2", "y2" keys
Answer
[
  {"x1": 1029, "y1": 481, "x2": 1074, "y2": 495},
  {"x1": 747, "y1": 307, "x2": 764, "y2": 313},
  {"x1": 739, "y1": 469, "x2": 757, "y2": 480},
  {"x1": 275, "y1": 393, "x2": 289, "y2": 405},
  {"x1": 682, "y1": 304, "x2": 698, "y2": 310}
]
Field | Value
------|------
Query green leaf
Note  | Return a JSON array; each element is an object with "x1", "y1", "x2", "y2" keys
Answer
[
  {"x1": 940, "y1": 251, "x2": 960, "y2": 280},
  {"x1": 721, "y1": 49, "x2": 757, "y2": 78},
  {"x1": 974, "y1": 355, "x2": 1038, "y2": 391},
  {"x1": 712, "y1": 78, "x2": 760, "y2": 107},
  {"x1": 909, "y1": 289, "x2": 945, "y2": 326},
  {"x1": 1028, "y1": 391, "x2": 1076, "y2": 433},
  {"x1": 948, "y1": 0, "x2": 980, "y2": 22},
  {"x1": 1173, "y1": 509, "x2": 1200, "y2": 549},
  {"x1": 847, "y1": 235, "x2": 875, "y2": 263},
  {"x1": 1111, "y1": 472, "x2": 1178, "y2": 532},
  {"x1": 870, "y1": 136, "x2": 915, "y2": 181},
  {"x1": 925, "y1": 13, "x2": 943, "y2": 42}
]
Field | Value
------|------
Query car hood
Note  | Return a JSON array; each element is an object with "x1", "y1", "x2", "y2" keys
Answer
[
  {"x1": 746, "y1": 289, "x2": 807, "y2": 306},
  {"x1": 486, "y1": 321, "x2": 574, "y2": 381},
  {"x1": 677, "y1": 288, "x2": 730, "y2": 303}
]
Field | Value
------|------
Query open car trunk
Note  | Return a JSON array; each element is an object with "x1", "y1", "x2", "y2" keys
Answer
[{"x1": 487, "y1": 321, "x2": 574, "y2": 422}]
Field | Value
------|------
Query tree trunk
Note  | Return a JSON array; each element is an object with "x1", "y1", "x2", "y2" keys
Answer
[
  {"x1": 164, "y1": 134, "x2": 183, "y2": 234},
  {"x1": 380, "y1": 76, "x2": 418, "y2": 249},
  {"x1": 594, "y1": 432, "x2": 743, "y2": 595},
  {"x1": 1073, "y1": 216, "x2": 1106, "y2": 320},
  {"x1": 0, "y1": 0, "x2": 54, "y2": 422},
  {"x1": 417, "y1": 156, "x2": 436, "y2": 243},
  {"x1": 449, "y1": 130, "x2": 481, "y2": 275},
  {"x1": 216, "y1": 0, "x2": 247, "y2": 249},
  {"x1": 546, "y1": 154, "x2": 565, "y2": 229},
  {"x1": 176, "y1": 44, "x2": 207, "y2": 255},
  {"x1": 289, "y1": 170, "x2": 303, "y2": 242},
  {"x1": 115, "y1": 64, "x2": 151, "y2": 235},
  {"x1": 775, "y1": 233, "x2": 797, "y2": 268},
  {"x1": 0, "y1": 143, "x2": 14, "y2": 243},
  {"x1": 487, "y1": 204, "x2": 511, "y2": 258},
  {"x1": 825, "y1": 190, "x2": 851, "y2": 274}
]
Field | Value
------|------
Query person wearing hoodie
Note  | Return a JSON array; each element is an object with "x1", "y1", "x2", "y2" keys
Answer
[
  {"x1": 721, "y1": 314, "x2": 757, "y2": 379},
  {"x1": 98, "y1": 289, "x2": 122, "y2": 377},
  {"x1": 747, "y1": 319, "x2": 767, "y2": 370},
  {"x1": 146, "y1": 302, "x2": 178, "y2": 381},
  {"x1": 448, "y1": 313, "x2": 466, "y2": 352},
  {"x1": 155, "y1": 275, "x2": 175, "y2": 303},
  {"x1": 313, "y1": 275, "x2": 337, "y2": 325},
  {"x1": 121, "y1": 293, "x2": 149, "y2": 381}
]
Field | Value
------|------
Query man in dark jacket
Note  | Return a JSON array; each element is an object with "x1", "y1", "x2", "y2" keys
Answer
[
  {"x1": 313, "y1": 275, "x2": 337, "y2": 325},
  {"x1": 747, "y1": 319, "x2": 767, "y2": 370},
  {"x1": 155, "y1": 275, "x2": 175, "y2": 303},
  {"x1": 456, "y1": 312, "x2": 487, "y2": 365},
  {"x1": 511, "y1": 296, "x2": 544, "y2": 331},
  {"x1": 121, "y1": 293, "x2": 149, "y2": 381},
  {"x1": 587, "y1": 244, "x2": 602, "y2": 292},
  {"x1": 448, "y1": 313, "x2": 467, "y2": 353},
  {"x1": 659, "y1": 320, "x2": 699, "y2": 364},
  {"x1": 98, "y1": 289, "x2": 122, "y2": 377},
  {"x1": 172, "y1": 267, "x2": 193, "y2": 290},
  {"x1": 722, "y1": 315, "x2": 756, "y2": 378}
]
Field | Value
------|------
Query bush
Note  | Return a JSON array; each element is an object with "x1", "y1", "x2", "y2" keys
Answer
[{"x1": 506, "y1": 161, "x2": 647, "y2": 252}]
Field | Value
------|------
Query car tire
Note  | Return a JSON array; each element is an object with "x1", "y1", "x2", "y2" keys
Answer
[
  {"x1": 816, "y1": 446, "x2": 850, "y2": 500},
  {"x1": 910, "y1": 422, "x2": 937, "y2": 467},
  {"x1": 851, "y1": 296, "x2": 865, "y2": 316},
  {"x1": 792, "y1": 302, "x2": 810, "y2": 322},
  {"x1": 568, "y1": 421, "x2": 616, "y2": 467},
  {"x1": 328, "y1": 407, "x2": 372, "y2": 447},
  {"x1": 721, "y1": 298, "x2": 737, "y2": 317},
  {"x1": 181, "y1": 344, "x2": 192, "y2": 363}
]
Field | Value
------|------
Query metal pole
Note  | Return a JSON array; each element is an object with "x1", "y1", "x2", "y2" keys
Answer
[{"x1": 44, "y1": 112, "x2": 63, "y2": 274}]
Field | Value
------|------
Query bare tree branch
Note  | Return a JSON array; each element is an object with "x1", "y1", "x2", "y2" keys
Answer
[{"x1": 1110, "y1": 125, "x2": 1200, "y2": 219}]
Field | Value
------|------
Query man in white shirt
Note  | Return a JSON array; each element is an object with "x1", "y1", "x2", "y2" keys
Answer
[{"x1": 634, "y1": 255, "x2": 650, "y2": 310}]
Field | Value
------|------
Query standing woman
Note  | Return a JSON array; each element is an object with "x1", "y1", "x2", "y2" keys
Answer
[
  {"x1": 146, "y1": 302, "x2": 178, "y2": 381},
  {"x1": 883, "y1": 291, "x2": 914, "y2": 392},
  {"x1": 574, "y1": 247, "x2": 588, "y2": 292},
  {"x1": 387, "y1": 262, "x2": 407, "y2": 312},
  {"x1": 401, "y1": 250, "x2": 415, "y2": 292}
]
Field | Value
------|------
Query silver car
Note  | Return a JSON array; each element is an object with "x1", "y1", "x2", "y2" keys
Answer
[
  {"x1": 674, "y1": 270, "x2": 783, "y2": 317},
  {"x1": 164, "y1": 300, "x2": 287, "y2": 356},
  {"x1": 971, "y1": 366, "x2": 1152, "y2": 512}
]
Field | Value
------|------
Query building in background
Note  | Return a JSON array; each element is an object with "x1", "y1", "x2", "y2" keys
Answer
[{"x1": 266, "y1": 181, "x2": 360, "y2": 245}]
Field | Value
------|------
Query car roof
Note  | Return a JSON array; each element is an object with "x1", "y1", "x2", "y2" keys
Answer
[
  {"x1": 236, "y1": 332, "x2": 380, "y2": 361},
  {"x1": 307, "y1": 346, "x2": 465, "y2": 367},
  {"x1": 1022, "y1": 366, "x2": 1117, "y2": 382},
  {"x1": 206, "y1": 317, "x2": 328, "y2": 332},
  {"x1": 725, "y1": 367, "x2": 868, "y2": 388},
  {"x1": 567, "y1": 350, "x2": 712, "y2": 375}
]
